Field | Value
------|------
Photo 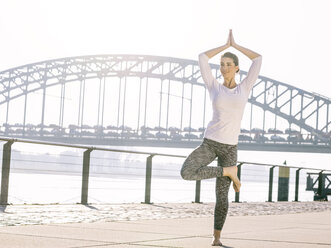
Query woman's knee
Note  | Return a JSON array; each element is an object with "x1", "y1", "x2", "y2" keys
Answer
[
  {"x1": 181, "y1": 159, "x2": 198, "y2": 180},
  {"x1": 180, "y1": 156, "x2": 192, "y2": 180},
  {"x1": 180, "y1": 166, "x2": 193, "y2": 180}
]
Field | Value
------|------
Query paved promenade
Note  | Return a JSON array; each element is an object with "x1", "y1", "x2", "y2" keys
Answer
[{"x1": 1, "y1": 202, "x2": 331, "y2": 247}]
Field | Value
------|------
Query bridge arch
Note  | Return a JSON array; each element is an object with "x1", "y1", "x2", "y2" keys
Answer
[{"x1": 0, "y1": 54, "x2": 330, "y2": 145}]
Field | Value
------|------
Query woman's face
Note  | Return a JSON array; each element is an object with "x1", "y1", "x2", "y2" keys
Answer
[{"x1": 220, "y1": 57, "x2": 239, "y2": 79}]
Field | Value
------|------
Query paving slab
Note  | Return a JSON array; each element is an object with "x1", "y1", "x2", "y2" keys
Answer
[
  {"x1": 0, "y1": 203, "x2": 331, "y2": 248},
  {"x1": 0, "y1": 224, "x2": 182, "y2": 245},
  {"x1": 54, "y1": 217, "x2": 212, "y2": 237},
  {"x1": 0, "y1": 232, "x2": 103, "y2": 248}
]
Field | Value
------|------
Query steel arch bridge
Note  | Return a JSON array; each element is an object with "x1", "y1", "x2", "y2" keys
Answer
[{"x1": 0, "y1": 54, "x2": 330, "y2": 153}]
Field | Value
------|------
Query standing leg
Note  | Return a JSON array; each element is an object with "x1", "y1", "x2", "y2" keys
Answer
[
  {"x1": 212, "y1": 143, "x2": 238, "y2": 246},
  {"x1": 214, "y1": 176, "x2": 231, "y2": 230},
  {"x1": 180, "y1": 139, "x2": 220, "y2": 181},
  {"x1": 212, "y1": 176, "x2": 231, "y2": 246}
]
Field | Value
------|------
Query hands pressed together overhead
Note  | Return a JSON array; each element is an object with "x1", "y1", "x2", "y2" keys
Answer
[
  {"x1": 225, "y1": 29, "x2": 236, "y2": 48},
  {"x1": 203, "y1": 29, "x2": 260, "y2": 60}
]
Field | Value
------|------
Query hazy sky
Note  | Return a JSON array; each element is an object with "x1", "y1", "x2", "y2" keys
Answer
[{"x1": 1, "y1": 0, "x2": 331, "y2": 97}]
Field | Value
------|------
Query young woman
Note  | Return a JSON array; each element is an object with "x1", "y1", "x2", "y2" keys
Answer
[{"x1": 181, "y1": 29, "x2": 262, "y2": 246}]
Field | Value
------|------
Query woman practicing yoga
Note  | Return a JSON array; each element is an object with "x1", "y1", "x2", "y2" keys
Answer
[{"x1": 181, "y1": 29, "x2": 262, "y2": 246}]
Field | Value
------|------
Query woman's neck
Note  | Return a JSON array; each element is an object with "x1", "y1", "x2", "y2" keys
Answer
[{"x1": 223, "y1": 78, "x2": 237, "y2": 89}]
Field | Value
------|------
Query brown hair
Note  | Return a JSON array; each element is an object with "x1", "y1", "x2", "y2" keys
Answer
[{"x1": 221, "y1": 52, "x2": 239, "y2": 72}]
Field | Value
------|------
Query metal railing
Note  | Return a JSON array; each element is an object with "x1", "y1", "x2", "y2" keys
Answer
[{"x1": 1, "y1": 136, "x2": 330, "y2": 205}]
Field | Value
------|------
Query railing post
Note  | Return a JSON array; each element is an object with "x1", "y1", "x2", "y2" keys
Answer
[
  {"x1": 1, "y1": 140, "x2": 14, "y2": 205},
  {"x1": 194, "y1": 180, "x2": 201, "y2": 203},
  {"x1": 235, "y1": 163, "x2": 242, "y2": 203},
  {"x1": 268, "y1": 166, "x2": 275, "y2": 202},
  {"x1": 144, "y1": 154, "x2": 154, "y2": 204},
  {"x1": 294, "y1": 168, "x2": 301, "y2": 201},
  {"x1": 81, "y1": 148, "x2": 93, "y2": 205}
]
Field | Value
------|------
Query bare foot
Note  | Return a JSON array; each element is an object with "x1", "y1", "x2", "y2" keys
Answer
[
  {"x1": 212, "y1": 229, "x2": 222, "y2": 246},
  {"x1": 211, "y1": 238, "x2": 222, "y2": 246},
  {"x1": 223, "y1": 166, "x2": 241, "y2": 192}
]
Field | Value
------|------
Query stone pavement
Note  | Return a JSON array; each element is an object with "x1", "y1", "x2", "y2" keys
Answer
[{"x1": 1, "y1": 202, "x2": 331, "y2": 247}]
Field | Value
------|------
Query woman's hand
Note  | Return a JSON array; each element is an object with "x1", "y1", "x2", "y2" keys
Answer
[
  {"x1": 203, "y1": 29, "x2": 251, "y2": 59},
  {"x1": 229, "y1": 29, "x2": 236, "y2": 47},
  {"x1": 225, "y1": 31, "x2": 231, "y2": 48},
  {"x1": 227, "y1": 29, "x2": 261, "y2": 60}
]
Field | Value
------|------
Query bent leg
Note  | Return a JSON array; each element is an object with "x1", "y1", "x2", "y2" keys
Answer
[{"x1": 180, "y1": 140, "x2": 220, "y2": 181}]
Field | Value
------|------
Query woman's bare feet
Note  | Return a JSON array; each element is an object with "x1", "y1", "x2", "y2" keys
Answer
[
  {"x1": 212, "y1": 229, "x2": 222, "y2": 246},
  {"x1": 211, "y1": 239, "x2": 222, "y2": 246},
  {"x1": 223, "y1": 166, "x2": 241, "y2": 192}
]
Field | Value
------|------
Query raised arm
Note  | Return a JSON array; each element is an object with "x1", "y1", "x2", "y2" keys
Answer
[
  {"x1": 199, "y1": 33, "x2": 231, "y2": 94},
  {"x1": 229, "y1": 29, "x2": 261, "y2": 60},
  {"x1": 228, "y1": 30, "x2": 262, "y2": 91},
  {"x1": 203, "y1": 34, "x2": 231, "y2": 59}
]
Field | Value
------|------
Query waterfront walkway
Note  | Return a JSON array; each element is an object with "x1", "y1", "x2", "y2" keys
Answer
[{"x1": 1, "y1": 202, "x2": 331, "y2": 247}]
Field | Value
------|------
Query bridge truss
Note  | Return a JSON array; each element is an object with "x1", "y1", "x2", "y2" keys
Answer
[{"x1": 0, "y1": 54, "x2": 330, "y2": 152}]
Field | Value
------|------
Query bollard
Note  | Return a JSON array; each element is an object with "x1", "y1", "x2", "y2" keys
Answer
[
  {"x1": 1, "y1": 140, "x2": 14, "y2": 205},
  {"x1": 81, "y1": 148, "x2": 93, "y2": 205},
  {"x1": 144, "y1": 155, "x2": 154, "y2": 204},
  {"x1": 278, "y1": 166, "x2": 290, "y2": 201},
  {"x1": 268, "y1": 166, "x2": 275, "y2": 202},
  {"x1": 234, "y1": 163, "x2": 242, "y2": 203},
  {"x1": 317, "y1": 170, "x2": 325, "y2": 200},
  {"x1": 294, "y1": 168, "x2": 301, "y2": 201},
  {"x1": 306, "y1": 174, "x2": 313, "y2": 190},
  {"x1": 194, "y1": 180, "x2": 201, "y2": 203}
]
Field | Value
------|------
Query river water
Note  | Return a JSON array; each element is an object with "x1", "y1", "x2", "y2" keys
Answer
[{"x1": 3, "y1": 143, "x2": 331, "y2": 204}]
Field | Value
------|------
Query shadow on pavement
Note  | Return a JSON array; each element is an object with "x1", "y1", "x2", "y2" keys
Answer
[
  {"x1": 82, "y1": 204, "x2": 99, "y2": 210},
  {"x1": 0, "y1": 205, "x2": 7, "y2": 213}
]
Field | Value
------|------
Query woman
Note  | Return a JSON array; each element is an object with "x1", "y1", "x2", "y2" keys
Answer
[{"x1": 180, "y1": 29, "x2": 262, "y2": 246}]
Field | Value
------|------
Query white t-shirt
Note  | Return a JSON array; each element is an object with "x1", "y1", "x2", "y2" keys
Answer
[{"x1": 199, "y1": 53, "x2": 262, "y2": 145}]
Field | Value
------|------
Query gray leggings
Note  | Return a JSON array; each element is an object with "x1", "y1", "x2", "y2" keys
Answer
[{"x1": 180, "y1": 138, "x2": 237, "y2": 230}]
